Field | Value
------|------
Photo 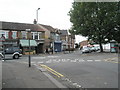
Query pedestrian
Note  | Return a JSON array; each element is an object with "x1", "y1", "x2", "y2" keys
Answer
[
  {"x1": 50, "y1": 48, "x2": 53, "y2": 54},
  {"x1": 46, "y1": 48, "x2": 49, "y2": 54}
]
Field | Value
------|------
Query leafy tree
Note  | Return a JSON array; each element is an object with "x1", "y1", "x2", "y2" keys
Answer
[{"x1": 69, "y1": 2, "x2": 120, "y2": 52}]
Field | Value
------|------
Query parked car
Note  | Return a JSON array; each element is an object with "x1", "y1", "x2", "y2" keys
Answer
[
  {"x1": 0, "y1": 47, "x2": 22, "y2": 59},
  {"x1": 81, "y1": 47, "x2": 91, "y2": 53},
  {"x1": 94, "y1": 46, "x2": 100, "y2": 51},
  {"x1": 89, "y1": 47, "x2": 96, "y2": 52}
]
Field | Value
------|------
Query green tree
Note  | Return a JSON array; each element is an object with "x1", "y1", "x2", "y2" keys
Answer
[{"x1": 69, "y1": 2, "x2": 120, "y2": 52}]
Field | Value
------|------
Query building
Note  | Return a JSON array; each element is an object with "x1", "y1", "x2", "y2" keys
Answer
[
  {"x1": 40, "y1": 25, "x2": 62, "y2": 52},
  {"x1": 68, "y1": 35, "x2": 75, "y2": 50},
  {"x1": 54, "y1": 29, "x2": 62, "y2": 52},
  {"x1": 60, "y1": 30, "x2": 75, "y2": 51},
  {"x1": 0, "y1": 21, "x2": 45, "y2": 54},
  {"x1": 79, "y1": 40, "x2": 89, "y2": 49},
  {"x1": 60, "y1": 30, "x2": 69, "y2": 51}
]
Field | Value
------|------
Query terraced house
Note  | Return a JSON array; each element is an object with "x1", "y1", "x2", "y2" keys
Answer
[
  {"x1": 0, "y1": 21, "x2": 75, "y2": 54},
  {"x1": 0, "y1": 21, "x2": 45, "y2": 54},
  {"x1": 60, "y1": 30, "x2": 75, "y2": 51},
  {"x1": 40, "y1": 24, "x2": 62, "y2": 52}
]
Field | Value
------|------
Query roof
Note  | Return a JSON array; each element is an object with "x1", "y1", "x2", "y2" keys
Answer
[
  {"x1": 40, "y1": 24, "x2": 55, "y2": 33},
  {"x1": 60, "y1": 30, "x2": 68, "y2": 36},
  {"x1": 0, "y1": 21, "x2": 45, "y2": 32}
]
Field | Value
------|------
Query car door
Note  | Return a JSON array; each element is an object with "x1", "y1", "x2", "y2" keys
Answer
[{"x1": 4, "y1": 47, "x2": 13, "y2": 59}]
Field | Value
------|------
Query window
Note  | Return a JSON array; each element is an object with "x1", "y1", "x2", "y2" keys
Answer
[
  {"x1": 12, "y1": 31, "x2": 17, "y2": 39},
  {"x1": 34, "y1": 32, "x2": 38, "y2": 40},
  {"x1": 38, "y1": 32, "x2": 42, "y2": 40},
  {"x1": 31, "y1": 32, "x2": 42, "y2": 40},
  {"x1": 31, "y1": 32, "x2": 34, "y2": 39},
  {"x1": 21, "y1": 31, "x2": 26, "y2": 39},
  {"x1": 0, "y1": 30, "x2": 3, "y2": 38},
  {"x1": 0, "y1": 31, "x2": 9, "y2": 39},
  {"x1": 56, "y1": 34, "x2": 60, "y2": 41},
  {"x1": 5, "y1": 31, "x2": 9, "y2": 39}
]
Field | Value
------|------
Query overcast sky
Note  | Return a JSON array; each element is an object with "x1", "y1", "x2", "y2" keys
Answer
[{"x1": 0, "y1": 0, "x2": 87, "y2": 43}]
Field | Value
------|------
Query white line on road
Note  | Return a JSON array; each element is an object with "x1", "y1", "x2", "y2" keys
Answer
[
  {"x1": 47, "y1": 56, "x2": 59, "y2": 58},
  {"x1": 94, "y1": 60, "x2": 101, "y2": 62},
  {"x1": 87, "y1": 60, "x2": 93, "y2": 62},
  {"x1": 78, "y1": 60, "x2": 85, "y2": 62},
  {"x1": 32, "y1": 57, "x2": 46, "y2": 59},
  {"x1": 38, "y1": 61, "x2": 44, "y2": 64}
]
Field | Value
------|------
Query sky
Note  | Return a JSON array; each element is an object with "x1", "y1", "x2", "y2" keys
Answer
[{"x1": 0, "y1": 0, "x2": 87, "y2": 43}]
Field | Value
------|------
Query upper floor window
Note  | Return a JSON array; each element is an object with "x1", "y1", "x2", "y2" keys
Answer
[
  {"x1": 0, "y1": 31, "x2": 9, "y2": 39},
  {"x1": 55, "y1": 34, "x2": 60, "y2": 41},
  {"x1": 32, "y1": 32, "x2": 41, "y2": 40},
  {"x1": 38, "y1": 32, "x2": 42, "y2": 40},
  {"x1": 12, "y1": 31, "x2": 17, "y2": 39},
  {"x1": 34, "y1": 32, "x2": 38, "y2": 40},
  {"x1": 21, "y1": 31, "x2": 27, "y2": 39}
]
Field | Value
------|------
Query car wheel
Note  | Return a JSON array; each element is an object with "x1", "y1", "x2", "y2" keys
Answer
[{"x1": 14, "y1": 54, "x2": 19, "y2": 59}]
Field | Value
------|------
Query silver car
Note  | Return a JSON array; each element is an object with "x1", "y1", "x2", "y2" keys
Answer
[
  {"x1": 0, "y1": 47, "x2": 22, "y2": 60},
  {"x1": 82, "y1": 47, "x2": 91, "y2": 53}
]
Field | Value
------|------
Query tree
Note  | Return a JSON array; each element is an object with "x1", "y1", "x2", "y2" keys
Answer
[{"x1": 69, "y1": 2, "x2": 120, "y2": 52}]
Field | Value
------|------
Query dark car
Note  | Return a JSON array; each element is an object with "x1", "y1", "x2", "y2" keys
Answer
[{"x1": 0, "y1": 47, "x2": 22, "y2": 59}]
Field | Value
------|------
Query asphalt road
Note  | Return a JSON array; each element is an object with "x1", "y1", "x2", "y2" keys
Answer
[{"x1": 5, "y1": 50, "x2": 119, "y2": 88}]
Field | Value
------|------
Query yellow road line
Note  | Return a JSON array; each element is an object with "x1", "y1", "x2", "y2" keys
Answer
[
  {"x1": 45, "y1": 68, "x2": 61, "y2": 78},
  {"x1": 105, "y1": 60, "x2": 119, "y2": 63},
  {"x1": 40, "y1": 64, "x2": 64, "y2": 78},
  {"x1": 41, "y1": 65, "x2": 61, "y2": 78},
  {"x1": 104, "y1": 57, "x2": 118, "y2": 62}
]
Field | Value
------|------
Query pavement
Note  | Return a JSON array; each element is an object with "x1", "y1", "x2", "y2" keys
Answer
[{"x1": 2, "y1": 61, "x2": 61, "y2": 88}]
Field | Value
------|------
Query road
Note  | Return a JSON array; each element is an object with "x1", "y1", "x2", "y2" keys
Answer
[{"x1": 4, "y1": 50, "x2": 119, "y2": 88}]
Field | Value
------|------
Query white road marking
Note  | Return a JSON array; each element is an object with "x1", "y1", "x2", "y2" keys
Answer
[
  {"x1": 38, "y1": 61, "x2": 44, "y2": 64},
  {"x1": 47, "y1": 56, "x2": 59, "y2": 58},
  {"x1": 87, "y1": 60, "x2": 93, "y2": 62},
  {"x1": 95, "y1": 60, "x2": 101, "y2": 62},
  {"x1": 52, "y1": 59, "x2": 59, "y2": 63},
  {"x1": 78, "y1": 59, "x2": 85, "y2": 62},
  {"x1": 32, "y1": 57, "x2": 45, "y2": 59},
  {"x1": 70, "y1": 60, "x2": 77, "y2": 62},
  {"x1": 61, "y1": 59, "x2": 67, "y2": 62},
  {"x1": 46, "y1": 61, "x2": 51, "y2": 63},
  {"x1": 31, "y1": 61, "x2": 36, "y2": 64}
]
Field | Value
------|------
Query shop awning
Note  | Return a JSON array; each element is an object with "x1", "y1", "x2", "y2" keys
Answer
[{"x1": 20, "y1": 40, "x2": 37, "y2": 47}]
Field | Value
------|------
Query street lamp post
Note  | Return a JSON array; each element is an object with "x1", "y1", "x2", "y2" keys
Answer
[
  {"x1": 26, "y1": 29, "x2": 31, "y2": 67},
  {"x1": 36, "y1": 8, "x2": 40, "y2": 23}
]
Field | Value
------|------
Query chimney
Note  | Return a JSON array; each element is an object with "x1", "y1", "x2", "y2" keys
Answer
[{"x1": 33, "y1": 19, "x2": 37, "y2": 24}]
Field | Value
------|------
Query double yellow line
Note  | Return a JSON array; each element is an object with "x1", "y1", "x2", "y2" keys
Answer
[
  {"x1": 104, "y1": 57, "x2": 119, "y2": 63},
  {"x1": 40, "y1": 64, "x2": 64, "y2": 78}
]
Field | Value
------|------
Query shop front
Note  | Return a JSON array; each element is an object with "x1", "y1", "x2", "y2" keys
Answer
[
  {"x1": 19, "y1": 39, "x2": 37, "y2": 55},
  {"x1": 54, "y1": 41, "x2": 62, "y2": 52}
]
